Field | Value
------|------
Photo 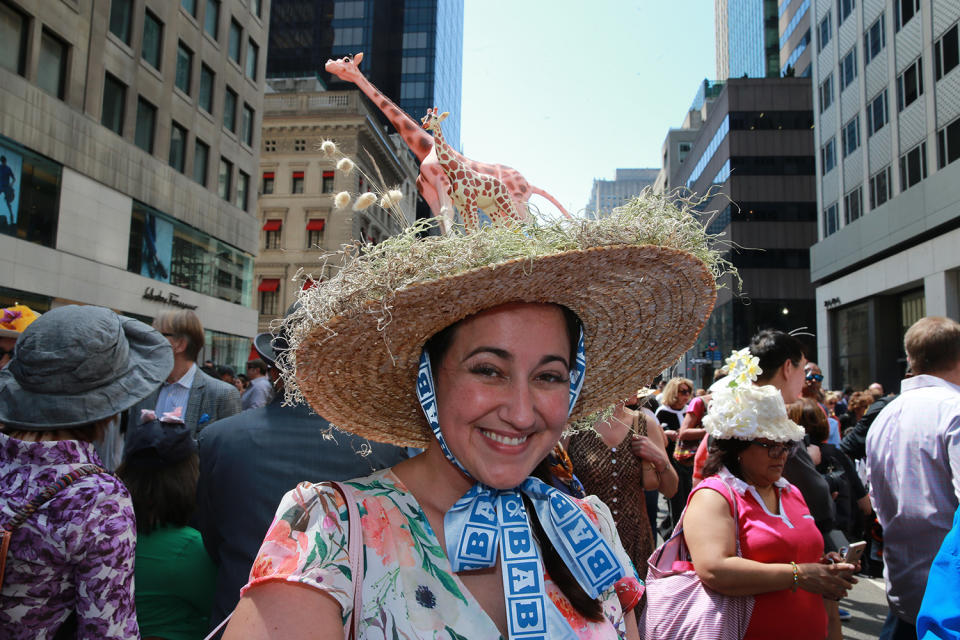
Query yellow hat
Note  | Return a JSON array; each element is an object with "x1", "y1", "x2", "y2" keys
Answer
[{"x1": 0, "y1": 305, "x2": 41, "y2": 338}]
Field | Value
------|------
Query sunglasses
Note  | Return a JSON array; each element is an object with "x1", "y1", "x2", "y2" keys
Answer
[
  {"x1": 752, "y1": 441, "x2": 799, "y2": 458},
  {"x1": 678, "y1": 387, "x2": 692, "y2": 395},
  {"x1": 805, "y1": 373, "x2": 824, "y2": 382}
]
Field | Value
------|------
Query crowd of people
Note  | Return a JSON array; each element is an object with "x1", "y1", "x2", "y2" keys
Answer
[{"x1": 0, "y1": 193, "x2": 957, "y2": 640}]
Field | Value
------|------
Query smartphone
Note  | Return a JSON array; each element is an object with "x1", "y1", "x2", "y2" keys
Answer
[{"x1": 842, "y1": 541, "x2": 866, "y2": 565}]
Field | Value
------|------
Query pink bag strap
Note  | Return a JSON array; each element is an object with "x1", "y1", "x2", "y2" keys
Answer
[
  {"x1": 331, "y1": 480, "x2": 364, "y2": 640},
  {"x1": 204, "y1": 481, "x2": 365, "y2": 640}
]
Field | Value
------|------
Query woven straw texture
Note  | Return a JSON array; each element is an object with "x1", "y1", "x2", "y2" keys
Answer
[{"x1": 294, "y1": 244, "x2": 716, "y2": 447}]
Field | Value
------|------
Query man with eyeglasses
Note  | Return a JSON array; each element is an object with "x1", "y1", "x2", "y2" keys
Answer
[{"x1": 804, "y1": 362, "x2": 841, "y2": 446}]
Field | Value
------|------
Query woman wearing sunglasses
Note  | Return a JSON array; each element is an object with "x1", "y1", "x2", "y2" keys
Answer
[{"x1": 679, "y1": 350, "x2": 859, "y2": 640}]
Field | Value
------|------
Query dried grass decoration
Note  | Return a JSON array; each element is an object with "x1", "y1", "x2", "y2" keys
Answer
[{"x1": 280, "y1": 194, "x2": 734, "y2": 447}]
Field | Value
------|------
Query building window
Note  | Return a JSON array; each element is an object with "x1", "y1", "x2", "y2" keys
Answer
[
  {"x1": 38, "y1": 30, "x2": 68, "y2": 99},
  {"x1": 402, "y1": 56, "x2": 427, "y2": 74},
  {"x1": 821, "y1": 137, "x2": 837, "y2": 174},
  {"x1": 935, "y1": 23, "x2": 959, "y2": 81},
  {"x1": 264, "y1": 139, "x2": 276, "y2": 152},
  {"x1": 866, "y1": 90, "x2": 888, "y2": 136},
  {"x1": 109, "y1": 0, "x2": 133, "y2": 44},
  {"x1": 228, "y1": 19, "x2": 241, "y2": 64},
  {"x1": 263, "y1": 220, "x2": 281, "y2": 249},
  {"x1": 292, "y1": 171, "x2": 304, "y2": 194},
  {"x1": 400, "y1": 81, "x2": 426, "y2": 100},
  {"x1": 249, "y1": 0, "x2": 261, "y2": 18},
  {"x1": 182, "y1": 0, "x2": 197, "y2": 16},
  {"x1": 819, "y1": 73, "x2": 834, "y2": 113},
  {"x1": 245, "y1": 39, "x2": 258, "y2": 80},
  {"x1": 306, "y1": 219, "x2": 325, "y2": 247},
  {"x1": 333, "y1": 27, "x2": 363, "y2": 46},
  {"x1": 678, "y1": 142, "x2": 692, "y2": 164},
  {"x1": 837, "y1": 0, "x2": 855, "y2": 25},
  {"x1": 175, "y1": 41, "x2": 193, "y2": 95},
  {"x1": 0, "y1": 1, "x2": 28, "y2": 77},
  {"x1": 223, "y1": 86, "x2": 237, "y2": 132},
  {"x1": 402, "y1": 32, "x2": 428, "y2": 49},
  {"x1": 169, "y1": 121, "x2": 187, "y2": 172},
  {"x1": 134, "y1": 97, "x2": 156, "y2": 153},
  {"x1": 100, "y1": 73, "x2": 126, "y2": 135},
  {"x1": 261, "y1": 172, "x2": 274, "y2": 194},
  {"x1": 322, "y1": 170, "x2": 334, "y2": 193},
  {"x1": 241, "y1": 103, "x2": 254, "y2": 146},
  {"x1": 218, "y1": 157, "x2": 232, "y2": 200},
  {"x1": 897, "y1": 57, "x2": 924, "y2": 111},
  {"x1": 870, "y1": 165, "x2": 892, "y2": 208},
  {"x1": 842, "y1": 116, "x2": 860, "y2": 157},
  {"x1": 142, "y1": 10, "x2": 163, "y2": 70},
  {"x1": 823, "y1": 202, "x2": 839, "y2": 236},
  {"x1": 844, "y1": 186, "x2": 862, "y2": 224},
  {"x1": 259, "y1": 288, "x2": 278, "y2": 315},
  {"x1": 937, "y1": 117, "x2": 960, "y2": 169},
  {"x1": 840, "y1": 47, "x2": 858, "y2": 91},
  {"x1": 199, "y1": 65, "x2": 214, "y2": 113},
  {"x1": 894, "y1": 0, "x2": 919, "y2": 32},
  {"x1": 204, "y1": 0, "x2": 219, "y2": 39},
  {"x1": 193, "y1": 138, "x2": 209, "y2": 185},
  {"x1": 236, "y1": 171, "x2": 249, "y2": 210},
  {"x1": 864, "y1": 13, "x2": 886, "y2": 66},
  {"x1": 294, "y1": 139, "x2": 306, "y2": 151},
  {"x1": 818, "y1": 11, "x2": 832, "y2": 52},
  {"x1": 899, "y1": 142, "x2": 927, "y2": 191},
  {"x1": 334, "y1": 1, "x2": 363, "y2": 18}
]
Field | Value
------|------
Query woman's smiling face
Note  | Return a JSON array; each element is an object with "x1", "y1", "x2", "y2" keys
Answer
[{"x1": 433, "y1": 302, "x2": 573, "y2": 489}]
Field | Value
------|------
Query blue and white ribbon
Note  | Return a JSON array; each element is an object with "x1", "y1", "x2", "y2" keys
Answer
[{"x1": 415, "y1": 329, "x2": 623, "y2": 639}]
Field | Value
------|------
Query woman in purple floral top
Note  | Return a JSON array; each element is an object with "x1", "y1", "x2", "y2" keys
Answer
[{"x1": 0, "y1": 305, "x2": 173, "y2": 639}]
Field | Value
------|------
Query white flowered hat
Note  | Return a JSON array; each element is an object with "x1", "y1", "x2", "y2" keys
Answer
[{"x1": 703, "y1": 348, "x2": 805, "y2": 443}]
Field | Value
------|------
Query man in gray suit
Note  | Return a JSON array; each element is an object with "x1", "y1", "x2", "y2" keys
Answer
[
  {"x1": 128, "y1": 310, "x2": 241, "y2": 440},
  {"x1": 196, "y1": 325, "x2": 408, "y2": 630}
]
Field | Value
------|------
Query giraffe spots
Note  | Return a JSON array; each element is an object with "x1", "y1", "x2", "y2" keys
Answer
[{"x1": 418, "y1": 139, "x2": 431, "y2": 154}]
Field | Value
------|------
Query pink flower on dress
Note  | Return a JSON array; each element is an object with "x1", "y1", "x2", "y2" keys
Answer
[
  {"x1": 360, "y1": 498, "x2": 415, "y2": 567},
  {"x1": 250, "y1": 519, "x2": 305, "y2": 579}
]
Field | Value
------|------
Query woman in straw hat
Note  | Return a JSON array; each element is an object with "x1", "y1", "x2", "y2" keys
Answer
[
  {"x1": 667, "y1": 349, "x2": 859, "y2": 640},
  {"x1": 0, "y1": 305, "x2": 173, "y2": 639},
  {"x1": 224, "y1": 194, "x2": 723, "y2": 640}
]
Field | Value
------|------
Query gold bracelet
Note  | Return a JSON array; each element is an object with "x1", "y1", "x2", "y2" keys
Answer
[{"x1": 790, "y1": 561, "x2": 799, "y2": 592}]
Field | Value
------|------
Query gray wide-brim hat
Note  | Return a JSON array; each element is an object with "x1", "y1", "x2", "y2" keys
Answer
[
  {"x1": 0, "y1": 305, "x2": 174, "y2": 430},
  {"x1": 253, "y1": 301, "x2": 300, "y2": 368}
]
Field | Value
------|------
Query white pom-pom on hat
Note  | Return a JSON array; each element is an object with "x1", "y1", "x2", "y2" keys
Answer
[
  {"x1": 353, "y1": 192, "x2": 377, "y2": 211},
  {"x1": 334, "y1": 191, "x2": 351, "y2": 209}
]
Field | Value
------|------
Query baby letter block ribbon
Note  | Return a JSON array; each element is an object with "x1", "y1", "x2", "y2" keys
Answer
[{"x1": 417, "y1": 336, "x2": 624, "y2": 640}]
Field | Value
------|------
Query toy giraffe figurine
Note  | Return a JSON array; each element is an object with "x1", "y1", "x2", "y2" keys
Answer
[
  {"x1": 421, "y1": 108, "x2": 522, "y2": 229},
  {"x1": 325, "y1": 53, "x2": 573, "y2": 230}
]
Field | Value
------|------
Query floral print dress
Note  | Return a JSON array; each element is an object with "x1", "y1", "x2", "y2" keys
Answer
[
  {"x1": 0, "y1": 433, "x2": 139, "y2": 639},
  {"x1": 244, "y1": 469, "x2": 641, "y2": 639}
]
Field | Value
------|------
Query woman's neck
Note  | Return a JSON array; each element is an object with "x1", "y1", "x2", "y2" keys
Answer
[{"x1": 394, "y1": 442, "x2": 474, "y2": 514}]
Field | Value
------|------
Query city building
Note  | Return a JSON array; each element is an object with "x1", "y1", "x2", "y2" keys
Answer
[
  {"x1": 668, "y1": 78, "x2": 819, "y2": 387},
  {"x1": 780, "y1": 0, "x2": 814, "y2": 76},
  {"x1": 652, "y1": 80, "x2": 725, "y2": 195},
  {"x1": 809, "y1": 0, "x2": 960, "y2": 391},
  {"x1": 0, "y1": 0, "x2": 268, "y2": 369},
  {"x1": 267, "y1": 0, "x2": 464, "y2": 151},
  {"x1": 715, "y1": 0, "x2": 781, "y2": 78},
  {"x1": 254, "y1": 81, "x2": 419, "y2": 332},
  {"x1": 584, "y1": 168, "x2": 659, "y2": 219}
]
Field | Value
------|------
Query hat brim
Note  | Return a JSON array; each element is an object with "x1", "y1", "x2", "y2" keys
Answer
[
  {"x1": 295, "y1": 244, "x2": 716, "y2": 447},
  {"x1": 0, "y1": 315, "x2": 173, "y2": 429},
  {"x1": 0, "y1": 328, "x2": 21, "y2": 338},
  {"x1": 253, "y1": 332, "x2": 279, "y2": 368}
]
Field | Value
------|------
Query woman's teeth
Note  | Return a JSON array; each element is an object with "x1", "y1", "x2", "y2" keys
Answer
[{"x1": 481, "y1": 430, "x2": 527, "y2": 446}]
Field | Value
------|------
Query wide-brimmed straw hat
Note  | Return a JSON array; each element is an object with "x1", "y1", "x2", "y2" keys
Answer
[
  {"x1": 281, "y1": 195, "x2": 727, "y2": 447},
  {"x1": 0, "y1": 305, "x2": 173, "y2": 430}
]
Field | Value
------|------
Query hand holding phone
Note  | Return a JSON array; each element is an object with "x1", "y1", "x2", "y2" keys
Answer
[{"x1": 842, "y1": 541, "x2": 866, "y2": 566}]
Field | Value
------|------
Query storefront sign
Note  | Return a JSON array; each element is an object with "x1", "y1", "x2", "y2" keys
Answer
[
  {"x1": 143, "y1": 287, "x2": 198, "y2": 310},
  {"x1": 823, "y1": 297, "x2": 842, "y2": 309}
]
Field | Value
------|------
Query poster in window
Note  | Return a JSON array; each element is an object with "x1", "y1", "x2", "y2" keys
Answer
[
  {"x1": 141, "y1": 212, "x2": 173, "y2": 282},
  {"x1": 0, "y1": 149, "x2": 22, "y2": 227}
]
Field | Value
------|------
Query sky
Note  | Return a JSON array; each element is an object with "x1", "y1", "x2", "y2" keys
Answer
[{"x1": 460, "y1": 1, "x2": 717, "y2": 217}]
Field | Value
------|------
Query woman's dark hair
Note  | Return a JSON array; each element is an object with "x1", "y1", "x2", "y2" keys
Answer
[
  {"x1": 702, "y1": 438, "x2": 753, "y2": 480},
  {"x1": 425, "y1": 304, "x2": 582, "y2": 369},
  {"x1": 749, "y1": 329, "x2": 805, "y2": 383},
  {"x1": 787, "y1": 398, "x2": 829, "y2": 444},
  {"x1": 529, "y1": 460, "x2": 604, "y2": 621},
  {"x1": 2, "y1": 418, "x2": 110, "y2": 443},
  {"x1": 117, "y1": 453, "x2": 199, "y2": 535}
]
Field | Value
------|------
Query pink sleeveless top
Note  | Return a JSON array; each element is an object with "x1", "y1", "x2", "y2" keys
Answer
[{"x1": 693, "y1": 469, "x2": 827, "y2": 640}]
